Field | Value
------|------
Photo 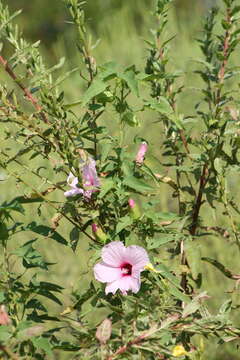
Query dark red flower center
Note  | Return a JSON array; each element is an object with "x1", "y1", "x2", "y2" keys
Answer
[{"x1": 121, "y1": 263, "x2": 132, "y2": 276}]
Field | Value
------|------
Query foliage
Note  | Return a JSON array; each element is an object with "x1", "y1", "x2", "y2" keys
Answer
[{"x1": 0, "y1": 0, "x2": 240, "y2": 359}]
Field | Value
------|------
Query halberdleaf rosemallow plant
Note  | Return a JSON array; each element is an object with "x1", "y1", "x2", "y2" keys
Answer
[{"x1": 1, "y1": 0, "x2": 240, "y2": 359}]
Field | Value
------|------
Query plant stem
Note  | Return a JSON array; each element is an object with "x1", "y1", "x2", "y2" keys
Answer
[
  {"x1": 0, "y1": 345, "x2": 19, "y2": 360},
  {"x1": 0, "y1": 55, "x2": 49, "y2": 124}
]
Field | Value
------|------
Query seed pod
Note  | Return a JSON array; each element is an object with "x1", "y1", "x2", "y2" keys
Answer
[{"x1": 96, "y1": 318, "x2": 112, "y2": 344}]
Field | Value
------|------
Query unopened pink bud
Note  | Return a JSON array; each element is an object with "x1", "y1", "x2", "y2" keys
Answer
[
  {"x1": 92, "y1": 223, "x2": 98, "y2": 233},
  {"x1": 135, "y1": 142, "x2": 148, "y2": 165},
  {"x1": 92, "y1": 223, "x2": 107, "y2": 243},
  {"x1": 0, "y1": 305, "x2": 11, "y2": 325},
  {"x1": 128, "y1": 199, "x2": 141, "y2": 220},
  {"x1": 128, "y1": 198, "x2": 135, "y2": 209}
]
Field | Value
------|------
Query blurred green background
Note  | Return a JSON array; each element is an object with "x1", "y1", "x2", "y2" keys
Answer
[{"x1": 3, "y1": 0, "x2": 240, "y2": 359}]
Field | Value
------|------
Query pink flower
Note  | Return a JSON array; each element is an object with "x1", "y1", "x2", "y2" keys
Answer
[
  {"x1": 81, "y1": 157, "x2": 100, "y2": 199},
  {"x1": 0, "y1": 305, "x2": 11, "y2": 325},
  {"x1": 94, "y1": 241, "x2": 149, "y2": 295},
  {"x1": 64, "y1": 157, "x2": 100, "y2": 199},
  {"x1": 64, "y1": 172, "x2": 84, "y2": 197},
  {"x1": 135, "y1": 142, "x2": 148, "y2": 165}
]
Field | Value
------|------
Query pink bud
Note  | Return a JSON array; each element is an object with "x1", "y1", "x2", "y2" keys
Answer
[
  {"x1": 0, "y1": 305, "x2": 11, "y2": 325},
  {"x1": 128, "y1": 198, "x2": 135, "y2": 209},
  {"x1": 92, "y1": 223, "x2": 98, "y2": 233},
  {"x1": 135, "y1": 142, "x2": 148, "y2": 165},
  {"x1": 92, "y1": 223, "x2": 107, "y2": 243},
  {"x1": 128, "y1": 199, "x2": 141, "y2": 220}
]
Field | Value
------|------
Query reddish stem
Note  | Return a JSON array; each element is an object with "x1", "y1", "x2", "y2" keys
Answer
[
  {"x1": 106, "y1": 333, "x2": 149, "y2": 360},
  {"x1": 0, "y1": 55, "x2": 48, "y2": 124}
]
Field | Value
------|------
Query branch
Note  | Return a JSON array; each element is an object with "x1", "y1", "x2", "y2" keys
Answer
[
  {"x1": 0, "y1": 55, "x2": 49, "y2": 124},
  {"x1": 106, "y1": 331, "x2": 156, "y2": 360},
  {"x1": 0, "y1": 345, "x2": 19, "y2": 360},
  {"x1": 189, "y1": 163, "x2": 209, "y2": 236}
]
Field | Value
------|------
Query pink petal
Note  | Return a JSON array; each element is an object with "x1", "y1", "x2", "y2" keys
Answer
[
  {"x1": 94, "y1": 262, "x2": 122, "y2": 283},
  {"x1": 105, "y1": 275, "x2": 141, "y2": 295},
  {"x1": 105, "y1": 279, "x2": 122, "y2": 295},
  {"x1": 64, "y1": 188, "x2": 84, "y2": 197},
  {"x1": 135, "y1": 142, "x2": 148, "y2": 164},
  {"x1": 102, "y1": 241, "x2": 125, "y2": 267},
  {"x1": 124, "y1": 245, "x2": 149, "y2": 271},
  {"x1": 82, "y1": 158, "x2": 100, "y2": 188}
]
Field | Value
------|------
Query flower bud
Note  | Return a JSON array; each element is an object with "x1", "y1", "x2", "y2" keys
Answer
[
  {"x1": 92, "y1": 224, "x2": 107, "y2": 243},
  {"x1": 0, "y1": 305, "x2": 11, "y2": 325},
  {"x1": 128, "y1": 198, "x2": 141, "y2": 220},
  {"x1": 96, "y1": 318, "x2": 112, "y2": 344}
]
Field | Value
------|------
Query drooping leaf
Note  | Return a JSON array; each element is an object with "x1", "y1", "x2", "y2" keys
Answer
[
  {"x1": 27, "y1": 222, "x2": 68, "y2": 246},
  {"x1": 201, "y1": 257, "x2": 236, "y2": 279}
]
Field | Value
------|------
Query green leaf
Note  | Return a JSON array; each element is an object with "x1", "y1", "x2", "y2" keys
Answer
[
  {"x1": 70, "y1": 226, "x2": 80, "y2": 251},
  {"x1": 0, "y1": 199, "x2": 24, "y2": 214},
  {"x1": 115, "y1": 216, "x2": 133, "y2": 235},
  {"x1": 27, "y1": 222, "x2": 68, "y2": 246},
  {"x1": 154, "y1": 263, "x2": 181, "y2": 288},
  {"x1": 0, "y1": 292, "x2": 5, "y2": 302},
  {"x1": 14, "y1": 195, "x2": 44, "y2": 204},
  {"x1": 13, "y1": 239, "x2": 51, "y2": 269},
  {"x1": 168, "y1": 284, "x2": 190, "y2": 304},
  {"x1": 157, "y1": 212, "x2": 180, "y2": 220},
  {"x1": 0, "y1": 222, "x2": 8, "y2": 240},
  {"x1": 144, "y1": 97, "x2": 173, "y2": 115},
  {"x1": 81, "y1": 79, "x2": 108, "y2": 107},
  {"x1": 147, "y1": 234, "x2": 180, "y2": 249},
  {"x1": 32, "y1": 337, "x2": 52, "y2": 356},
  {"x1": 201, "y1": 257, "x2": 235, "y2": 279},
  {"x1": 123, "y1": 176, "x2": 155, "y2": 193},
  {"x1": 185, "y1": 242, "x2": 202, "y2": 279},
  {"x1": 99, "y1": 61, "x2": 118, "y2": 80},
  {"x1": 99, "y1": 179, "x2": 115, "y2": 198},
  {"x1": 182, "y1": 292, "x2": 209, "y2": 318},
  {"x1": 119, "y1": 67, "x2": 139, "y2": 97},
  {"x1": 0, "y1": 326, "x2": 12, "y2": 342},
  {"x1": 122, "y1": 111, "x2": 139, "y2": 127}
]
